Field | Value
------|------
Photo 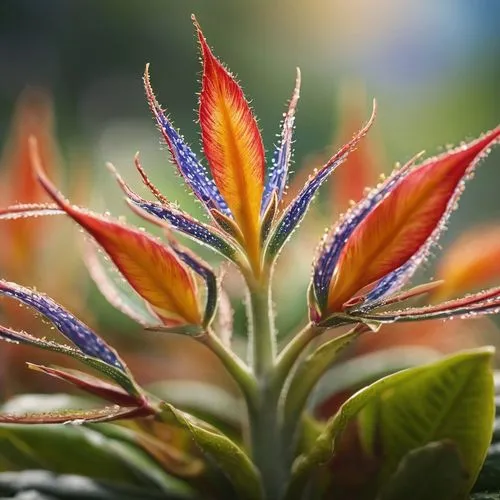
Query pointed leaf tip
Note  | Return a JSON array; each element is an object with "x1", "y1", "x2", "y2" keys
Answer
[
  {"x1": 316, "y1": 126, "x2": 500, "y2": 317},
  {"x1": 262, "y1": 67, "x2": 302, "y2": 212},
  {"x1": 30, "y1": 139, "x2": 202, "y2": 327},
  {"x1": 0, "y1": 280, "x2": 125, "y2": 370},
  {"x1": 267, "y1": 101, "x2": 376, "y2": 260},
  {"x1": 197, "y1": 20, "x2": 265, "y2": 273},
  {"x1": 27, "y1": 364, "x2": 143, "y2": 407},
  {"x1": 143, "y1": 64, "x2": 229, "y2": 214}
]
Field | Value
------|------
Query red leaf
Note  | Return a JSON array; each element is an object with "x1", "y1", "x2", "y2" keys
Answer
[
  {"x1": 327, "y1": 127, "x2": 500, "y2": 312},
  {"x1": 196, "y1": 16, "x2": 265, "y2": 273},
  {"x1": 28, "y1": 363, "x2": 143, "y2": 407},
  {"x1": 31, "y1": 140, "x2": 202, "y2": 326}
]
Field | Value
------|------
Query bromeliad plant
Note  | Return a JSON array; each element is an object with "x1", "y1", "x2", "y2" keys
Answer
[{"x1": 1, "y1": 15, "x2": 500, "y2": 500}]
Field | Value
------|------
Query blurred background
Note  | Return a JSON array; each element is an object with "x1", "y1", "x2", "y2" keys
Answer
[{"x1": 0, "y1": 0, "x2": 499, "y2": 396}]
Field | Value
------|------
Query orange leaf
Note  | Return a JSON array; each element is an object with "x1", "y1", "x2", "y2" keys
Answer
[
  {"x1": 196, "y1": 17, "x2": 265, "y2": 273},
  {"x1": 31, "y1": 141, "x2": 201, "y2": 326},
  {"x1": 0, "y1": 89, "x2": 61, "y2": 274},
  {"x1": 432, "y1": 226, "x2": 500, "y2": 302},
  {"x1": 327, "y1": 127, "x2": 500, "y2": 312}
]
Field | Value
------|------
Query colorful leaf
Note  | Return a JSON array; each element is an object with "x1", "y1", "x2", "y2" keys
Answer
[
  {"x1": 261, "y1": 68, "x2": 301, "y2": 212},
  {"x1": 0, "y1": 280, "x2": 124, "y2": 370},
  {"x1": 164, "y1": 237, "x2": 218, "y2": 327},
  {"x1": 358, "y1": 285, "x2": 500, "y2": 323},
  {"x1": 0, "y1": 202, "x2": 63, "y2": 219},
  {"x1": 27, "y1": 364, "x2": 142, "y2": 407},
  {"x1": 32, "y1": 143, "x2": 202, "y2": 326},
  {"x1": 0, "y1": 323, "x2": 138, "y2": 395},
  {"x1": 108, "y1": 160, "x2": 239, "y2": 260},
  {"x1": 266, "y1": 102, "x2": 376, "y2": 259},
  {"x1": 316, "y1": 126, "x2": 500, "y2": 316},
  {"x1": 83, "y1": 239, "x2": 163, "y2": 327},
  {"x1": 144, "y1": 64, "x2": 230, "y2": 215},
  {"x1": 312, "y1": 152, "x2": 424, "y2": 311},
  {"x1": 196, "y1": 17, "x2": 265, "y2": 273}
]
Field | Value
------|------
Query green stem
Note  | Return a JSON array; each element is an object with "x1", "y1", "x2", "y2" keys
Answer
[
  {"x1": 272, "y1": 323, "x2": 321, "y2": 393},
  {"x1": 248, "y1": 280, "x2": 276, "y2": 377},
  {"x1": 245, "y1": 274, "x2": 286, "y2": 498},
  {"x1": 200, "y1": 331, "x2": 258, "y2": 414},
  {"x1": 282, "y1": 325, "x2": 364, "y2": 440}
]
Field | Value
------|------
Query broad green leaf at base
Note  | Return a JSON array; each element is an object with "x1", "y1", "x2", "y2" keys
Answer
[
  {"x1": 377, "y1": 440, "x2": 468, "y2": 500},
  {"x1": 285, "y1": 348, "x2": 495, "y2": 499},
  {"x1": 158, "y1": 403, "x2": 263, "y2": 500}
]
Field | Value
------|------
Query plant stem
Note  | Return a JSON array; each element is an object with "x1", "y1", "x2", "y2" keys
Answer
[
  {"x1": 249, "y1": 388, "x2": 284, "y2": 499},
  {"x1": 200, "y1": 330, "x2": 258, "y2": 413},
  {"x1": 245, "y1": 273, "x2": 286, "y2": 498},
  {"x1": 272, "y1": 322, "x2": 321, "y2": 393},
  {"x1": 248, "y1": 282, "x2": 276, "y2": 377}
]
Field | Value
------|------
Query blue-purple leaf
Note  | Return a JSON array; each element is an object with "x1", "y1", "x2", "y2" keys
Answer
[
  {"x1": 144, "y1": 64, "x2": 230, "y2": 215},
  {"x1": 107, "y1": 162, "x2": 239, "y2": 260},
  {"x1": 313, "y1": 152, "x2": 417, "y2": 310},
  {"x1": 266, "y1": 103, "x2": 376, "y2": 260},
  {"x1": 0, "y1": 281, "x2": 124, "y2": 370},
  {"x1": 261, "y1": 68, "x2": 301, "y2": 213}
]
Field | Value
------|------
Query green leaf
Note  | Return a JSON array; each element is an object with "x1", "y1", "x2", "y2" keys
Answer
[
  {"x1": 158, "y1": 403, "x2": 263, "y2": 500},
  {"x1": 0, "y1": 423, "x2": 193, "y2": 496},
  {"x1": 0, "y1": 327, "x2": 139, "y2": 396},
  {"x1": 87, "y1": 421, "x2": 205, "y2": 479},
  {"x1": 308, "y1": 346, "x2": 442, "y2": 412},
  {"x1": 377, "y1": 440, "x2": 468, "y2": 500},
  {"x1": 149, "y1": 380, "x2": 243, "y2": 433},
  {"x1": 371, "y1": 347, "x2": 494, "y2": 492},
  {"x1": 284, "y1": 348, "x2": 495, "y2": 500},
  {"x1": 0, "y1": 470, "x2": 185, "y2": 499},
  {"x1": 284, "y1": 328, "x2": 362, "y2": 435}
]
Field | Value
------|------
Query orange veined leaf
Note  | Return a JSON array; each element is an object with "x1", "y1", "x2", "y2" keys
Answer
[
  {"x1": 325, "y1": 126, "x2": 500, "y2": 313},
  {"x1": 195, "y1": 16, "x2": 265, "y2": 274},
  {"x1": 30, "y1": 140, "x2": 202, "y2": 326},
  {"x1": 432, "y1": 226, "x2": 500, "y2": 302},
  {"x1": 0, "y1": 89, "x2": 61, "y2": 274}
]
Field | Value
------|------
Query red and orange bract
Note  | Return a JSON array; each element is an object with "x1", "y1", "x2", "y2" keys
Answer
[
  {"x1": 196, "y1": 18, "x2": 265, "y2": 275},
  {"x1": 326, "y1": 127, "x2": 500, "y2": 313},
  {"x1": 31, "y1": 141, "x2": 202, "y2": 327}
]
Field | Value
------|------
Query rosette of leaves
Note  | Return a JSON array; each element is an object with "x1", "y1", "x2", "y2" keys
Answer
[{"x1": 0, "y1": 15, "x2": 499, "y2": 500}]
